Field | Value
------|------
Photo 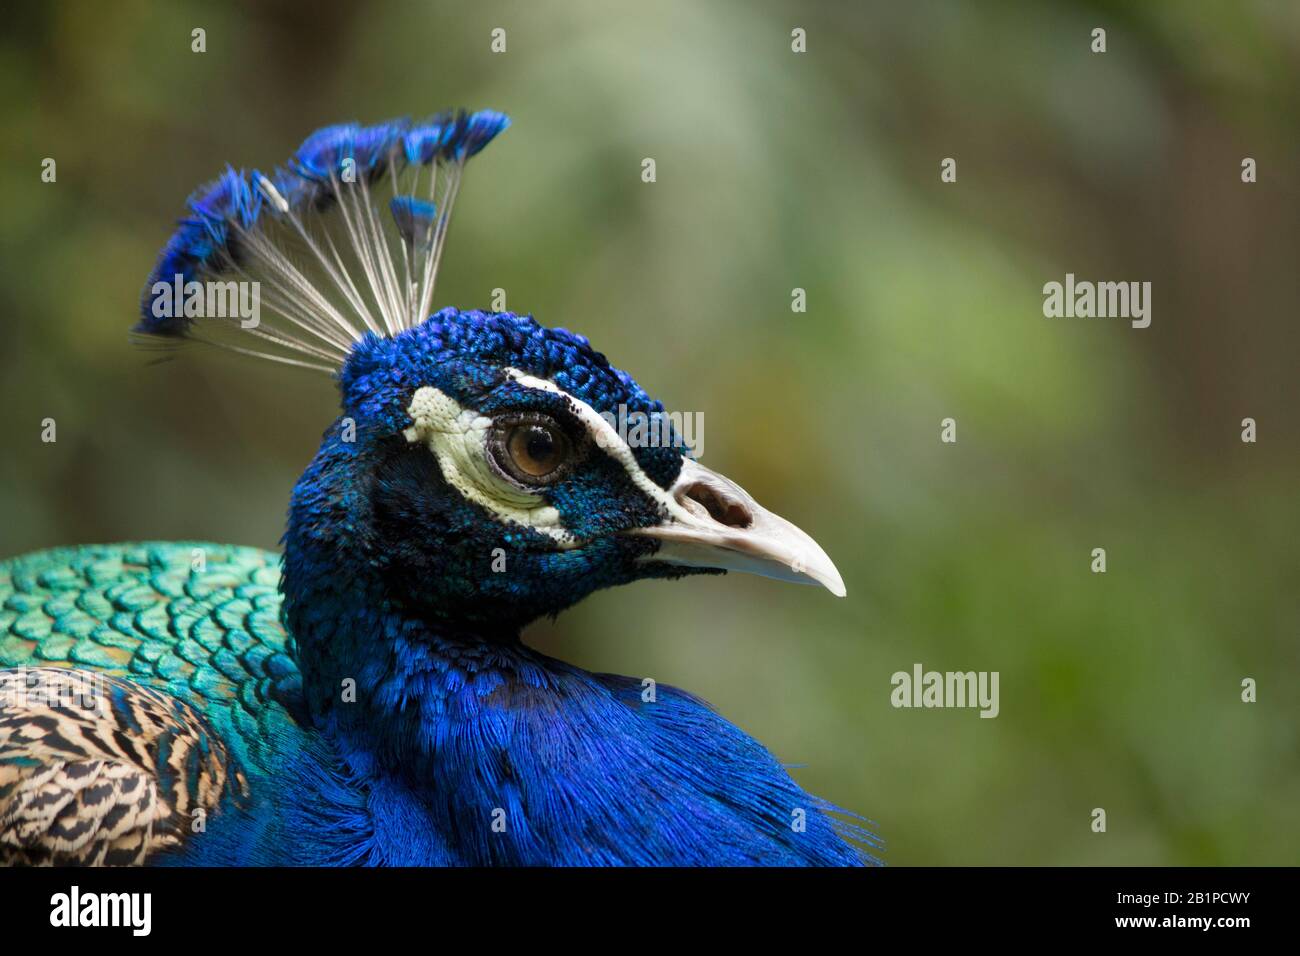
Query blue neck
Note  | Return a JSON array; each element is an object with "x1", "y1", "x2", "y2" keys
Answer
[
  {"x1": 281, "y1": 563, "x2": 868, "y2": 865},
  {"x1": 278, "y1": 429, "x2": 871, "y2": 864}
]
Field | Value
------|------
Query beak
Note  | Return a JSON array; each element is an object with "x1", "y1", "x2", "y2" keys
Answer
[{"x1": 628, "y1": 458, "x2": 847, "y2": 597}]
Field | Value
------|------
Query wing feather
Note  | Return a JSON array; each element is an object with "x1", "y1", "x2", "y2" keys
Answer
[{"x1": 0, "y1": 667, "x2": 248, "y2": 865}]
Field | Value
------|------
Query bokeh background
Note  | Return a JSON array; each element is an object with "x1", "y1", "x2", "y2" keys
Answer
[{"x1": 1, "y1": 0, "x2": 1296, "y2": 864}]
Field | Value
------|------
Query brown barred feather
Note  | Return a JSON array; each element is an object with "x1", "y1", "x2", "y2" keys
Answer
[{"x1": 0, "y1": 667, "x2": 247, "y2": 865}]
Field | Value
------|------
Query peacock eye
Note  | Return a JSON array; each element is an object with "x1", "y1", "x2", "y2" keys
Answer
[{"x1": 487, "y1": 414, "x2": 575, "y2": 486}]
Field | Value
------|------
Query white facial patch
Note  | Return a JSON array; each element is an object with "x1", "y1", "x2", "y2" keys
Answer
[{"x1": 403, "y1": 385, "x2": 577, "y2": 546}]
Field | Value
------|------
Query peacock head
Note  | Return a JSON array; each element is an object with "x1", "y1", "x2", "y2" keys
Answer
[
  {"x1": 136, "y1": 110, "x2": 844, "y2": 633},
  {"x1": 311, "y1": 307, "x2": 844, "y2": 628}
]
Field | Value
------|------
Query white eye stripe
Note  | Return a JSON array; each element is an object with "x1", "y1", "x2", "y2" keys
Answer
[
  {"x1": 402, "y1": 373, "x2": 691, "y2": 546},
  {"x1": 502, "y1": 369, "x2": 696, "y2": 526},
  {"x1": 403, "y1": 385, "x2": 577, "y2": 546}
]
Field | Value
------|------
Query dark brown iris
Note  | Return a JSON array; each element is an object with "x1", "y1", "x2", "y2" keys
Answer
[{"x1": 488, "y1": 414, "x2": 575, "y2": 486}]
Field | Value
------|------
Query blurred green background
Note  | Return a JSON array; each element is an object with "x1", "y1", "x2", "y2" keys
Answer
[{"x1": 1, "y1": 0, "x2": 1297, "y2": 864}]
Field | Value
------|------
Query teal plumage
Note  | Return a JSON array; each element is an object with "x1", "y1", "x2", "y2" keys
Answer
[
  {"x1": 0, "y1": 546, "x2": 338, "y2": 868},
  {"x1": 0, "y1": 543, "x2": 295, "y2": 753},
  {"x1": 0, "y1": 544, "x2": 304, "y2": 861}
]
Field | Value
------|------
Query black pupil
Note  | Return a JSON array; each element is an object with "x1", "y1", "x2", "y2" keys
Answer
[{"x1": 525, "y1": 426, "x2": 555, "y2": 463}]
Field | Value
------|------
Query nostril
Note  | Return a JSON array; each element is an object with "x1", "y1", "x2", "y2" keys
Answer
[{"x1": 680, "y1": 481, "x2": 752, "y2": 529}]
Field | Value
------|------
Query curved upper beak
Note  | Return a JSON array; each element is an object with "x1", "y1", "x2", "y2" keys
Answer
[{"x1": 627, "y1": 458, "x2": 847, "y2": 597}]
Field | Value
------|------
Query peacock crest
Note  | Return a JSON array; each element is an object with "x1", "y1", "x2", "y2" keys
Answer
[{"x1": 135, "y1": 110, "x2": 510, "y2": 372}]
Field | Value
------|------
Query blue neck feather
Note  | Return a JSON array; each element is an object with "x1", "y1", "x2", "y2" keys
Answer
[{"x1": 279, "y1": 419, "x2": 873, "y2": 865}]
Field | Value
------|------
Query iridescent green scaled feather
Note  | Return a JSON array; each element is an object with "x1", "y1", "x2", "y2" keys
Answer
[
  {"x1": 0, "y1": 543, "x2": 312, "y2": 863},
  {"x1": 0, "y1": 543, "x2": 304, "y2": 781}
]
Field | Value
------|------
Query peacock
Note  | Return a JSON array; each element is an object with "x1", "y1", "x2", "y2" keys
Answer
[{"x1": 0, "y1": 110, "x2": 878, "y2": 866}]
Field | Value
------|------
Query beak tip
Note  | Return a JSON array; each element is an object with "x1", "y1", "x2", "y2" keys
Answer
[
  {"x1": 817, "y1": 567, "x2": 847, "y2": 598},
  {"x1": 795, "y1": 547, "x2": 846, "y2": 598}
]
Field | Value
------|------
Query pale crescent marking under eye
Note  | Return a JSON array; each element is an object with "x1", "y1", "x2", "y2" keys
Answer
[{"x1": 403, "y1": 385, "x2": 577, "y2": 546}]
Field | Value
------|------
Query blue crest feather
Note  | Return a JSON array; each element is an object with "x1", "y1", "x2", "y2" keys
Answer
[{"x1": 136, "y1": 109, "x2": 511, "y2": 368}]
